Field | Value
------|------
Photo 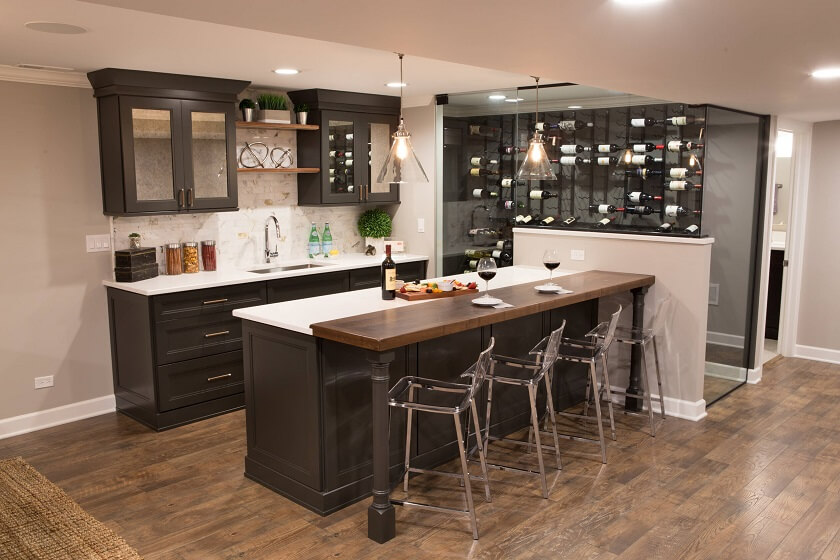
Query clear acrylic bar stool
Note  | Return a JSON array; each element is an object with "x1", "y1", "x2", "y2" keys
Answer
[
  {"x1": 466, "y1": 322, "x2": 566, "y2": 499},
  {"x1": 387, "y1": 339, "x2": 495, "y2": 540},
  {"x1": 586, "y1": 296, "x2": 670, "y2": 436}
]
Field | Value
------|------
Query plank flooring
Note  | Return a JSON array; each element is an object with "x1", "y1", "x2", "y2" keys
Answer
[{"x1": 1, "y1": 356, "x2": 839, "y2": 559}]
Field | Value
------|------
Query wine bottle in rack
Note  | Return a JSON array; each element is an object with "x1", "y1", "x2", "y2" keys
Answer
[
  {"x1": 665, "y1": 205, "x2": 701, "y2": 217},
  {"x1": 536, "y1": 120, "x2": 594, "y2": 132},
  {"x1": 623, "y1": 168, "x2": 663, "y2": 179},
  {"x1": 630, "y1": 117, "x2": 658, "y2": 127},
  {"x1": 596, "y1": 156, "x2": 619, "y2": 166},
  {"x1": 630, "y1": 143, "x2": 664, "y2": 153},
  {"x1": 594, "y1": 216, "x2": 616, "y2": 228},
  {"x1": 656, "y1": 222, "x2": 674, "y2": 232},
  {"x1": 470, "y1": 156, "x2": 499, "y2": 166},
  {"x1": 465, "y1": 249, "x2": 492, "y2": 258},
  {"x1": 501, "y1": 199, "x2": 526, "y2": 210},
  {"x1": 557, "y1": 156, "x2": 591, "y2": 165},
  {"x1": 684, "y1": 224, "x2": 700, "y2": 234},
  {"x1": 666, "y1": 115, "x2": 701, "y2": 126},
  {"x1": 496, "y1": 240, "x2": 512, "y2": 250},
  {"x1": 668, "y1": 167, "x2": 702, "y2": 178},
  {"x1": 626, "y1": 191, "x2": 663, "y2": 203},
  {"x1": 666, "y1": 180, "x2": 702, "y2": 191},
  {"x1": 627, "y1": 154, "x2": 664, "y2": 166},
  {"x1": 560, "y1": 216, "x2": 580, "y2": 227},
  {"x1": 470, "y1": 168, "x2": 499, "y2": 177},
  {"x1": 667, "y1": 140, "x2": 704, "y2": 152},
  {"x1": 622, "y1": 205, "x2": 655, "y2": 215},
  {"x1": 538, "y1": 216, "x2": 557, "y2": 226},
  {"x1": 492, "y1": 248, "x2": 513, "y2": 264},
  {"x1": 469, "y1": 125, "x2": 500, "y2": 136},
  {"x1": 329, "y1": 150, "x2": 346, "y2": 158},
  {"x1": 515, "y1": 213, "x2": 539, "y2": 225},
  {"x1": 529, "y1": 189, "x2": 558, "y2": 200},
  {"x1": 595, "y1": 144, "x2": 621, "y2": 153},
  {"x1": 558, "y1": 144, "x2": 592, "y2": 155},
  {"x1": 500, "y1": 145, "x2": 526, "y2": 155},
  {"x1": 472, "y1": 188, "x2": 499, "y2": 199},
  {"x1": 498, "y1": 177, "x2": 525, "y2": 187},
  {"x1": 589, "y1": 203, "x2": 617, "y2": 214}
]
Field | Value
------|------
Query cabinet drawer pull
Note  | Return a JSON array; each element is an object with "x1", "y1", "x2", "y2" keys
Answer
[
  {"x1": 204, "y1": 330, "x2": 230, "y2": 338},
  {"x1": 207, "y1": 373, "x2": 232, "y2": 382},
  {"x1": 202, "y1": 298, "x2": 229, "y2": 305}
]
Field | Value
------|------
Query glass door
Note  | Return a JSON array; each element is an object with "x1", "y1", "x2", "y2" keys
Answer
[
  {"x1": 181, "y1": 100, "x2": 237, "y2": 211},
  {"x1": 322, "y1": 111, "x2": 361, "y2": 204},
  {"x1": 119, "y1": 96, "x2": 183, "y2": 213},
  {"x1": 364, "y1": 115, "x2": 400, "y2": 203}
]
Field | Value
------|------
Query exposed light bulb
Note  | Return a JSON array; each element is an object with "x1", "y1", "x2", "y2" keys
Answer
[
  {"x1": 395, "y1": 136, "x2": 409, "y2": 160},
  {"x1": 811, "y1": 67, "x2": 840, "y2": 79},
  {"x1": 623, "y1": 149, "x2": 633, "y2": 164}
]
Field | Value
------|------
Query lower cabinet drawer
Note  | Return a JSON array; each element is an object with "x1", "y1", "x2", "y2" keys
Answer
[
  {"x1": 157, "y1": 351, "x2": 244, "y2": 412},
  {"x1": 155, "y1": 314, "x2": 242, "y2": 365},
  {"x1": 349, "y1": 267, "x2": 380, "y2": 291}
]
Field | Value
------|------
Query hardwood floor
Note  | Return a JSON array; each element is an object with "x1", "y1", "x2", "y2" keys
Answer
[{"x1": 2, "y1": 356, "x2": 839, "y2": 559}]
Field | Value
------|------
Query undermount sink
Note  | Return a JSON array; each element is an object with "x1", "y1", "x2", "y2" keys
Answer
[{"x1": 248, "y1": 262, "x2": 334, "y2": 274}]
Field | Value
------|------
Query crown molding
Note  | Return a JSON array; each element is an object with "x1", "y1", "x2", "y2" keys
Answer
[{"x1": 0, "y1": 65, "x2": 90, "y2": 88}]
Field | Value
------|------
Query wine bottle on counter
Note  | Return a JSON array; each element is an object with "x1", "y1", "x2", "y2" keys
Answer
[
  {"x1": 502, "y1": 199, "x2": 526, "y2": 210},
  {"x1": 560, "y1": 216, "x2": 580, "y2": 227},
  {"x1": 596, "y1": 156, "x2": 619, "y2": 166},
  {"x1": 626, "y1": 154, "x2": 664, "y2": 166},
  {"x1": 470, "y1": 156, "x2": 499, "y2": 166},
  {"x1": 515, "y1": 214, "x2": 539, "y2": 225},
  {"x1": 665, "y1": 205, "x2": 701, "y2": 217},
  {"x1": 656, "y1": 222, "x2": 674, "y2": 233},
  {"x1": 589, "y1": 203, "x2": 617, "y2": 214},
  {"x1": 593, "y1": 216, "x2": 616, "y2": 228},
  {"x1": 469, "y1": 125, "x2": 501, "y2": 137},
  {"x1": 684, "y1": 224, "x2": 700, "y2": 234},
  {"x1": 622, "y1": 205, "x2": 655, "y2": 215},
  {"x1": 498, "y1": 177, "x2": 525, "y2": 187},
  {"x1": 536, "y1": 120, "x2": 594, "y2": 132},
  {"x1": 530, "y1": 189, "x2": 558, "y2": 200},
  {"x1": 381, "y1": 244, "x2": 396, "y2": 300},
  {"x1": 558, "y1": 144, "x2": 592, "y2": 155},
  {"x1": 630, "y1": 143, "x2": 664, "y2": 153},
  {"x1": 666, "y1": 180, "x2": 702, "y2": 191},
  {"x1": 470, "y1": 168, "x2": 499, "y2": 177},
  {"x1": 557, "y1": 156, "x2": 591, "y2": 165},
  {"x1": 595, "y1": 143, "x2": 621, "y2": 153},
  {"x1": 538, "y1": 216, "x2": 557, "y2": 226},
  {"x1": 626, "y1": 191, "x2": 663, "y2": 203},
  {"x1": 472, "y1": 188, "x2": 498, "y2": 199},
  {"x1": 500, "y1": 145, "x2": 527, "y2": 155},
  {"x1": 668, "y1": 167, "x2": 702, "y2": 179},
  {"x1": 667, "y1": 140, "x2": 704, "y2": 152}
]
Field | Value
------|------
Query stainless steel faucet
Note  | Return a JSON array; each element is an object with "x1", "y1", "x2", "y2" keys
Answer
[{"x1": 265, "y1": 215, "x2": 280, "y2": 263}]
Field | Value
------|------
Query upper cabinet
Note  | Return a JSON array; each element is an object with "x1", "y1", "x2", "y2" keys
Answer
[
  {"x1": 288, "y1": 89, "x2": 401, "y2": 206},
  {"x1": 88, "y1": 69, "x2": 249, "y2": 216}
]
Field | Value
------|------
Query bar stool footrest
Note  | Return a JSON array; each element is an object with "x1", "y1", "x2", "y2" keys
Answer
[{"x1": 390, "y1": 498, "x2": 471, "y2": 516}]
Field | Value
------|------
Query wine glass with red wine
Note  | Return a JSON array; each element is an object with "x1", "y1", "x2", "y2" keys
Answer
[
  {"x1": 543, "y1": 249, "x2": 561, "y2": 286},
  {"x1": 476, "y1": 257, "x2": 498, "y2": 301}
]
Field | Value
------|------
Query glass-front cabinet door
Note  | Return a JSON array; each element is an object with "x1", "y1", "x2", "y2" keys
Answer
[
  {"x1": 119, "y1": 96, "x2": 183, "y2": 213},
  {"x1": 181, "y1": 100, "x2": 237, "y2": 210},
  {"x1": 364, "y1": 115, "x2": 400, "y2": 203},
  {"x1": 322, "y1": 111, "x2": 361, "y2": 204}
]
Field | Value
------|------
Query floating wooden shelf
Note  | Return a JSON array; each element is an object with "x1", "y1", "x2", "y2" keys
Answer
[
  {"x1": 237, "y1": 167, "x2": 320, "y2": 174},
  {"x1": 235, "y1": 121, "x2": 319, "y2": 131}
]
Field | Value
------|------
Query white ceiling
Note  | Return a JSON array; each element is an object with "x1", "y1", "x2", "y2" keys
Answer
[{"x1": 2, "y1": 0, "x2": 840, "y2": 121}]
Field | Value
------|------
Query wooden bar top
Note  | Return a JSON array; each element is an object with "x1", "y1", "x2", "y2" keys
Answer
[{"x1": 310, "y1": 270, "x2": 654, "y2": 352}]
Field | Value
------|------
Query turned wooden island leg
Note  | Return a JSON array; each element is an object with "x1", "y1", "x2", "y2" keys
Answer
[{"x1": 367, "y1": 350, "x2": 396, "y2": 543}]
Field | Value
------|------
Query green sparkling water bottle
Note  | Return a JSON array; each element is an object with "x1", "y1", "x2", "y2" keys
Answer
[
  {"x1": 308, "y1": 222, "x2": 321, "y2": 258},
  {"x1": 321, "y1": 223, "x2": 333, "y2": 257}
]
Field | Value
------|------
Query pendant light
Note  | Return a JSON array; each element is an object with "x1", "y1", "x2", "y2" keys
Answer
[
  {"x1": 516, "y1": 77, "x2": 557, "y2": 181},
  {"x1": 377, "y1": 53, "x2": 428, "y2": 184}
]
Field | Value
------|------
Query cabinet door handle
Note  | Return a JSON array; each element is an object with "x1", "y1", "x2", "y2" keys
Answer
[
  {"x1": 207, "y1": 373, "x2": 232, "y2": 382},
  {"x1": 204, "y1": 330, "x2": 230, "y2": 338},
  {"x1": 187, "y1": 188, "x2": 194, "y2": 207},
  {"x1": 178, "y1": 188, "x2": 185, "y2": 207},
  {"x1": 202, "y1": 298, "x2": 229, "y2": 305}
]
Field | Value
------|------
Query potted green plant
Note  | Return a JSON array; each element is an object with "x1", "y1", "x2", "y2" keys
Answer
[
  {"x1": 256, "y1": 93, "x2": 290, "y2": 124},
  {"x1": 357, "y1": 208, "x2": 392, "y2": 256},
  {"x1": 239, "y1": 98, "x2": 256, "y2": 122},
  {"x1": 128, "y1": 232, "x2": 141, "y2": 249},
  {"x1": 294, "y1": 103, "x2": 310, "y2": 125}
]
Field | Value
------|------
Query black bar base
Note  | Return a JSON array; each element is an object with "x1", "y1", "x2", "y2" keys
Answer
[
  {"x1": 367, "y1": 501, "x2": 396, "y2": 543},
  {"x1": 626, "y1": 286, "x2": 649, "y2": 412}
]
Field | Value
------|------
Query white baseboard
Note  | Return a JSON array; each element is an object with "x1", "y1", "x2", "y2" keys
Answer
[
  {"x1": 0, "y1": 395, "x2": 115, "y2": 440},
  {"x1": 794, "y1": 344, "x2": 840, "y2": 365},
  {"x1": 704, "y1": 361, "x2": 748, "y2": 381},
  {"x1": 706, "y1": 331, "x2": 745, "y2": 348},
  {"x1": 602, "y1": 385, "x2": 707, "y2": 421},
  {"x1": 747, "y1": 365, "x2": 762, "y2": 384}
]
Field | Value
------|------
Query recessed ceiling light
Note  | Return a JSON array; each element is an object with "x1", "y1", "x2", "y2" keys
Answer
[
  {"x1": 386, "y1": 82, "x2": 407, "y2": 88},
  {"x1": 273, "y1": 68, "x2": 299, "y2": 75},
  {"x1": 488, "y1": 94, "x2": 506, "y2": 100},
  {"x1": 811, "y1": 67, "x2": 840, "y2": 79},
  {"x1": 568, "y1": 105, "x2": 583, "y2": 109},
  {"x1": 505, "y1": 98, "x2": 525, "y2": 103},
  {"x1": 614, "y1": 0, "x2": 665, "y2": 4},
  {"x1": 24, "y1": 21, "x2": 88, "y2": 34}
]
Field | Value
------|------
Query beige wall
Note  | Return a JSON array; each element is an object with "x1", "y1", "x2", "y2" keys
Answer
[
  {"x1": 392, "y1": 103, "x2": 437, "y2": 275},
  {"x1": 0, "y1": 81, "x2": 113, "y2": 420},
  {"x1": 797, "y1": 120, "x2": 840, "y2": 352},
  {"x1": 514, "y1": 230, "x2": 712, "y2": 417}
]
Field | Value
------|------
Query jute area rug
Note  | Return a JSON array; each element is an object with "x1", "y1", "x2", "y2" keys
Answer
[{"x1": 0, "y1": 456, "x2": 142, "y2": 559}]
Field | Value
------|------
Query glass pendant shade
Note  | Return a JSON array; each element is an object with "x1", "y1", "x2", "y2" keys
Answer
[
  {"x1": 517, "y1": 134, "x2": 557, "y2": 181},
  {"x1": 377, "y1": 118, "x2": 429, "y2": 183}
]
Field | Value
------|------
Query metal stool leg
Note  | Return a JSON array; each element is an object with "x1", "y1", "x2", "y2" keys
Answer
[
  {"x1": 483, "y1": 377, "x2": 495, "y2": 451},
  {"x1": 600, "y1": 354, "x2": 617, "y2": 441},
  {"x1": 583, "y1": 368, "x2": 593, "y2": 417},
  {"x1": 542, "y1": 370, "x2": 562, "y2": 471},
  {"x1": 641, "y1": 340, "x2": 656, "y2": 437},
  {"x1": 652, "y1": 336, "x2": 666, "y2": 425},
  {"x1": 403, "y1": 384, "x2": 415, "y2": 491},
  {"x1": 469, "y1": 398, "x2": 492, "y2": 502},
  {"x1": 453, "y1": 413, "x2": 478, "y2": 540},
  {"x1": 589, "y1": 361, "x2": 607, "y2": 464},
  {"x1": 527, "y1": 384, "x2": 549, "y2": 498}
]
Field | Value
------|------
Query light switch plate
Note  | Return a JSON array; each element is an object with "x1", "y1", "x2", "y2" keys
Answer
[
  {"x1": 417, "y1": 218, "x2": 425, "y2": 233},
  {"x1": 571, "y1": 249, "x2": 585, "y2": 261},
  {"x1": 34, "y1": 375, "x2": 53, "y2": 389},
  {"x1": 86, "y1": 234, "x2": 111, "y2": 253}
]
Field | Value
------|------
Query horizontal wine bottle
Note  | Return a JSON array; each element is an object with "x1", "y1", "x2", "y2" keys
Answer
[
  {"x1": 593, "y1": 216, "x2": 616, "y2": 228},
  {"x1": 465, "y1": 249, "x2": 492, "y2": 258},
  {"x1": 596, "y1": 156, "x2": 619, "y2": 166},
  {"x1": 666, "y1": 115, "x2": 701, "y2": 126},
  {"x1": 627, "y1": 154, "x2": 663, "y2": 166},
  {"x1": 631, "y1": 143, "x2": 664, "y2": 153},
  {"x1": 472, "y1": 188, "x2": 498, "y2": 199},
  {"x1": 623, "y1": 168, "x2": 663, "y2": 179},
  {"x1": 539, "y1": 216, "x2": 557, "y2": 226},
  {"x1": 684, "y1": 224, "x2": 700, "y2": 234},
  {"x1": 665, "y1": 204, "x2": 701, "y2": 217},
  {"x1": 515, "y1": 213, "x2": 539, "y2": 225},
  {"x1": 498, "y1": 177, "x2": 525, "y2": 187},
  {"x1": 470, "y1": 168, "x2": 499, "y2": 177},
  {"x1": 470, "y1": 156, "x2": 499, "y2": 166},
  {"x1": 667, "y1": 140, "x2": 704, "y2": 152},
  {"x1": 559, "y1": 144, "x2": 592, "y2": 155},
  {"x1": 666, "y1": 180, "x2": 702, "y2": 191},
  {"x1": 589, "y1": 203, "x2": 617, "y2": 214},
  {"x1": 668, "y1": 167, "x2": 702, "y2": 179},
  {"x1": 595, "y1": 143, "x2": 620, "y2": 153},
  {"x1": 656, "y1": 222, "x2": 674, "y2": 232},
  {"x1": 557, "y1": 156, "x2": 591, "y2": 165},
  {"x1": 469, "y1": 125, "x2": 500, "y2": 137},
  {"x1": 626, "y1": 191, "x2": 663, "y2": 203},
  {"x1": 622, "y1": 205, "x2": 655, "y2": 215},
  {"x1": 501, "y1": 199, "x2": 525, "y2": 210},
  {"x1": 630, "y1": 117, "x2": 658, "y2": 128},
  {"x1": 530, "y1": 189, "x2": 558, "y2": 200},
  {"x1": 500, "y1": 145, "x2": 527, "y2": 155},
  {"x1": 560, "y1": 216, "x2": 580, "y2": 227},
  {"x1": 536, "y1": 120, "x2": 594, "y2": 132}
]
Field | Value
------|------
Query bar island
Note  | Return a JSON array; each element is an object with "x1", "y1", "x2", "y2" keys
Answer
[{"x1": 233, "y1": 266, "x2": 655, "y2": 542}]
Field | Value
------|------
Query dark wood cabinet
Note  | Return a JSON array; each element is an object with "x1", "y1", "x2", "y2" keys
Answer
[
  {"x1": 288, "y1": 89, "x2": 401, "y2": 206},
  {"x1": 349, "y1": 261, "x2": 428, "y2": 291},
  {"x1": 765, "y1": 249, "x2": 784, "y2": 340},
  {"x1": 88, "y1": 68, "x2": 248, "y2": 216},
  {"x1": 267, "y1": 271, "x2": 350, "y2": 303}
]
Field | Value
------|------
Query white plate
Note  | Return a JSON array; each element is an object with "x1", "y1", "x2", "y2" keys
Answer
[
  {"x1": 472, "y1": 296, "x2": 503, "y2": 306},
  {"x1": 535, "y1": 284, "x2": 563, "y2": 293}
]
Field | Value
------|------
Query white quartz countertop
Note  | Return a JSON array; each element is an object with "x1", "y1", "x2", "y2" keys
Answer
[
  {"x1": 233, "y1": 265, "x2": 575, "y2": 335},
  {"x1": 103, "y1": 253, "x2": 429, "y2": 296}
]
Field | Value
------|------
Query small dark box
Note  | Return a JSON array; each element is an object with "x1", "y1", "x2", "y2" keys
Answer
[
  {"x1": 114, "y1": 247, "x2": 157, "y2": 268},
  {"x1": 115, "y1": 262, "x2": 159, "y2": 282}
]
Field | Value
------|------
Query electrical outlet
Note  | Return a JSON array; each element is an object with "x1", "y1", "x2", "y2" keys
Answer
[
  {"x1": 34, "y1": 376, "x2": 54, "y2": 389},
  {"x1": 86, "y1": 234, "x2": 111, "y2": 253},
  {"x1": 417, "y1": 218, "x2": 425, "y2": 233},
  {"x1": 708, "y1": 283, "x2": 720, "y2": 306},
  {"x1": 571, "y1": 249, "x2": 585, "y2": 261}
]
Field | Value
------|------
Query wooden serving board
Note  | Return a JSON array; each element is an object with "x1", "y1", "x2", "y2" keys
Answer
[{"x1": 396, "y1": 288, "x2": 478, "y2": 301}]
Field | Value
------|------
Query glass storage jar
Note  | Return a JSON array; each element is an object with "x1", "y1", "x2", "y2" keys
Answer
[
  {"x1": 201, "y1": 240, "x2": 217, "y2": 271},
  {"x1": 182, "y1": 242, "x2": 199, "y2": 273},
  {"x1": 165, "y1": 243, "x2": 182, "y2": 275}
]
